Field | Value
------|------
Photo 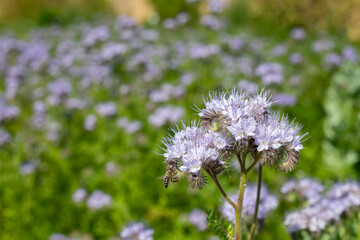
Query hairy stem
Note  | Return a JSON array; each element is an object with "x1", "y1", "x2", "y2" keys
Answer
[
  {"x1": 235, "y1": 167, "x2": 247, "y2": 240},
  {"x1": 236, "y1": 153, "x2": 243, "y2": 169},
  {"x1": 206, "y1": 169, "x2": 236, "y2": 209},
  {"x1": 248, "y1": 165, "x2": 262, "y2": 240}
]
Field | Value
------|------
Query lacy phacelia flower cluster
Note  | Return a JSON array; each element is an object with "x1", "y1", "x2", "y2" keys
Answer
[
  {"x1": 285, "y1": 181, "x2": 360, "y2": 233},
  {"x1": 281, "y1": 178, "x2": 324, "y2": 205},
  {"x1": 162, "y1": 89, "x2": 307, "y2": 189}
]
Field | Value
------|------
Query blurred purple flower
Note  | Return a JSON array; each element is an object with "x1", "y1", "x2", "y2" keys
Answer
[
  {"x1": 323, "y1": 52, "x2": 342, "y2": 69},
  {"x1": 72, "y1": 188, "x2": 87, "y2": 204},
  {"x1": 117, "y1": 117, "x2": 142, "y2": 134},
  {"x1": 208, "y1": 0, "x2": 228, "y2": 13},
  {"x1": 273, "y1": 93, "x2": 297, "y2": 107},
  {"x1": 290, "y1": 28, "x2": 306, "y2": 40},
  {"x1": 289, "y1": 53, "x2": 303, "y2": 65},
  {"x1": 20, "y1": 160, "x2": 39, "y2": 175},
  {"x1": 281, "y1": 178, "x2": 323, "y2": 205},
  {"x1": 201, "y1": 15, "x2": 223, "y2": 30},
  {"x1": 255, "y1": 63, "x2": 284, "y2": 85},
  {"x1": 188, "y1": 209, "x2": 208, "y2": 231},
  {"x1": 237, "y1": 80, "x2": 258, "y2": 93},
  {"x1": 342, "y1": 46, "x2": 359, "y2": 63},
  {"x1": 86, "y1": 190, "x2": 112, "y2": 210},
  {"x1": 96, "y1": 102, "x2": 117, "y2": 117},
  {"x1": 312, "y1": 39, "x2": 334, "y2": 53},
  {"x1": 148, "y1": 106, "x2": 184, "y2": 128},
  {"x1": 84, "y1": 115, "x2": 97, "y2": 132},
  {"x1": 120, "y1": 222, "x2": 154, "y2": 240}
]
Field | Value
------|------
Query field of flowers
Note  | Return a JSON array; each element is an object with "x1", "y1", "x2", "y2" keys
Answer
[{"x1": 1, "y1": 1, "x2": 360, "y2": 239}]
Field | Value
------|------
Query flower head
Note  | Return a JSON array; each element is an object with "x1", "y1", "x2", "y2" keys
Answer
[{"x1": 162, "y1": 89, "x2": 307, "y2": 189}]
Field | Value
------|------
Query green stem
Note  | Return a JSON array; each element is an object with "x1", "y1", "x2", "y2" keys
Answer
[
  {"x1": 246, "y1": 152, "x2": 262, "y2": 172},
  {"x1": 248, "y1": 165, "x2": 262, "y2": 240},
  {"x1": 206, "y1": 169, "x2": 236, "y2": 209},
  {"x1": 235, "y1": 168, "x2": 247, "y2": 240},
  {"x1": 236, "y1": 153, "x2": 243, "y2": 168}
]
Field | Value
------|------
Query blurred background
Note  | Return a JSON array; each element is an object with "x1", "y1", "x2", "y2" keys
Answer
[{"x1": 0, "y1": 0, "x2": 360, "y2": 239}]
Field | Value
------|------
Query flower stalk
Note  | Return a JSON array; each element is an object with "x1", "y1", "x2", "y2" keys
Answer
[
  {"x1": 235, "y1": 167, "x2": 247, "y2": 240},
  {"x1": 206, "y1": 169, "x2": 236, "y2": 209},
  {"x1": 249, "y1": 165, "x2": 262, "y2": 240}
]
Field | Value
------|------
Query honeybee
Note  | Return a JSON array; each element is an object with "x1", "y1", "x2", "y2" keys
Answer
[{"x1": 164, "y1": 160, "x2": 182, "y2": 188}]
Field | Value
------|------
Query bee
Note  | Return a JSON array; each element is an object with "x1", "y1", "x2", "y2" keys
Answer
[{"x1": 164, "y1": 160, "x2": 182, "y2": 188}]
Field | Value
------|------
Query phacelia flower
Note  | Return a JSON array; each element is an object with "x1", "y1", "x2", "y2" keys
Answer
[
  {"x1": 281, "y1": 178, "x2": 324, "y2": 205},
  {"x1": 188, "y1": 208, "x2": 208, "y2": 231},
  {"x1": 162, "y1": 89, "x2": 307, "y2": 189},
  {"x1": 86, "y1": 190, "x2": 112, "y2": 210},
  {"x1": 72, "y1": 188, "x2": 87, "y2": 204},
  {"x1": 120, "y1": 222, "x2": 154, "y2": 240},
  {"x1": 284, "y1": 181, "x2": 360, "y2": 233}
]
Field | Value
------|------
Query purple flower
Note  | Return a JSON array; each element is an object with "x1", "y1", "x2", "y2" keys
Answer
[
  {"x1": 180, "y1": 145, "x2": 219, "y2": 173},
  {"x1": 271, "y1": 44, "x2": 288, "y2": 57},
  {"x1": 48, "y1": 233, "x2": 69, "y2": 240},
  {"x1": 281, "y1": 178, "x2": 324, "y2": 205},
  {"x1": 20, "y1": 160, "x2": 39, "y2": 175},
  {"x1": 96, "y1": 102, "x2": 117, "y2": 117},
  {"x1": 65, "y1": 98, "x2": 87, "y2": 110},
  {"x1": 101, "y1": 43, "x2": 128, "y2": 61},
  {"x1": 342, "y1": 46, "x2": 358, "y2": 63},
  {"x1": 312, "y1": 39, "x2": 334, "y2": 53},
  {"x1": 72, "y1": 188, "x2": 87, "y2": 204},
  {"x1": 84, "y1": 115, "x2": 97, "y2": 131},
  {"x1": 163, "y1": 19, "x2": 177, "y2": 30},
  {"x1": 117, "y1": 117, "x2": 142, "y2": 134},
  {"x1": 237, "y1": 80, "x2": 258, "y2": 93},
  {"x1": 285, "y1": 181, "x2": 360, "y2": 233},
  {"x1": 273, "y1": 93, "x2": 297, "y2": 107},
  {"x1": 227, "y1": 37, "x2": 244, "y2": 51},
  {"x1": 227, "y1": 117, "x2": 256, "y2": 141},
  {"x1": 148, "y1": 106, "x2": 184, "y2": 128},
  {"x1": 208, "y1": 0, "x2": 228, "y2": 13},
  {"x1": 105, "y1": 161, "x2": 120, "y2": 176},
  {"x1": 176, "y1": 12, "x2": 190, "y2": 25},
  {"x1": 289, "y1": 53, "x2": 303, "y2": 65},
  {"x1": 180, "y1": 73, "x2": 194, "y2": 86},
  {"x1": 120, "y1": 222, "x2": 154, "y2": 240},
  {"x1": 32, "y1": 101, "x2": 46, "y2": 129},
  {"x1": 290, "y1": 28, "x2": 306, "y2": 40},
  {"x1": 82, "y1": 25, "x2": 110, "y2": 47},
  {"x1": 86, "y1": 190, "x2": 112, "y2": 210},
  {"x1": 163, "y1": 89, "x2": 307, "y2": 187},
  {"x1": 323, "y1": 52, "x2": 342, "y2": 69},
  {"x1": 201, "y1": 15, "x2": 223, "y2": 30},
  {"x1": 0, "y1": 99, "x2": 20, "y2": 122},
  {"x1": 255, "y1": 63, "x2": 284, "y2": 85},
  {"x1": 188, "y1": 209, "x2": 208, "y2": 231},
  {"x1": 47, "y1": 79, "x2": 72, "y2": 105},
  {"x1": 189, "y1": 44, "x2": 220, "y2": 59}
]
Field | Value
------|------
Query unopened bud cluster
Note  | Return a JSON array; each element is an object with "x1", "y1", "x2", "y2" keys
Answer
[{"x1": 162, "y1": 89, "x2": 307, "y2": 188}]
